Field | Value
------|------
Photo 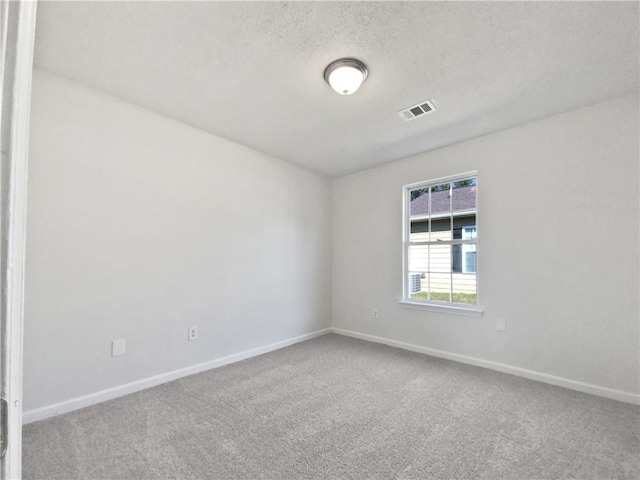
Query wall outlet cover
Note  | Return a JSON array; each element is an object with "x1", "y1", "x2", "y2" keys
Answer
[
  {"x1": 111, "y1": 339, "x2": 126, "y2": 357},
  {"x1": 188, "y1": 326, "x2": 198, "y2": 341},
  {"x1": 497, "y1": 318, "x2": 507, "y2": 333}
]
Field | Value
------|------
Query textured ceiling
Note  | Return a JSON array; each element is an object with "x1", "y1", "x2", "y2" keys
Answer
[{"x1": 34, "y1": 2, "x2": 639, "y2": 177}]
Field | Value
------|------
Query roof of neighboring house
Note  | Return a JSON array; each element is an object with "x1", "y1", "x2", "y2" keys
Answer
[{"x1": 411, "y1": 185, "x2": 476, "y2": 216}]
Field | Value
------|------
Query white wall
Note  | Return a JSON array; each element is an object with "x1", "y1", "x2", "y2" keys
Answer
[
  {"x1": 24, "y1": 70, "x2": 332, "y2": 412},
  {"x1": 332, "y1": 94, "x2": 640, "y2": 397}
]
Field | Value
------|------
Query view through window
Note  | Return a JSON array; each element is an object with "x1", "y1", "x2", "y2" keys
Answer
[{"x1": 404, "y1": 174, "x2": 477, "y2": 306}]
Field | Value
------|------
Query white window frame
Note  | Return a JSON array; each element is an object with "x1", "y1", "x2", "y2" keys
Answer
[{"x1": 400, "y1": 171, "x2": 483, "y2": 317}]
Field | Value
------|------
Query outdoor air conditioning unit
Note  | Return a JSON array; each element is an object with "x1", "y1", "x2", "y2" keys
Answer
[{"x1": 409, "y1": 273, "x2": 422, "y2": 294}]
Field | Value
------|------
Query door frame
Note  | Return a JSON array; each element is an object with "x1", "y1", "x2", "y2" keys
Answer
[{"x1": 1, "y1": 1, "x2": 36, "y2": 478}]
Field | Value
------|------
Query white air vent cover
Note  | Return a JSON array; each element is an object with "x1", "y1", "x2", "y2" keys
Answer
[{"x1": 398, "y1": 99, "x2": 436, "y2": 121}]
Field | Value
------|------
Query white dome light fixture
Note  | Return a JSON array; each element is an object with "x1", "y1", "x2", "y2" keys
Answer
[{"x1": 324, "y1": 58, "x2": 368, "y2": 96}]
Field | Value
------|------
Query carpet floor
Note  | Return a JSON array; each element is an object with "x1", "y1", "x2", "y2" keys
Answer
[{"x1": 23, "y1": 333, "x2": 640, "y2": 479}]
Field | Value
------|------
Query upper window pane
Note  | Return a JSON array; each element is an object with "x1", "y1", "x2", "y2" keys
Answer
[
  {"x1": 430, "y1": 216, "x2": 452, "y2": 241},
  {"x1": 452, "y1": 179, "x2": 477, "y2": 212},
  {"x1": 429, "y1": 184, "x2": 452, "y2": 215},
  {"x1": 409, "y1": 188, "x2": 429, "y2": 216}
]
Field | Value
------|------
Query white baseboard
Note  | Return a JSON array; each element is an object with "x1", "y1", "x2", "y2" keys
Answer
[
  {"x1": 331, "y1": 328, "x2": 640, "y2": 405},
  {"x1": 23, "y1": 328, "x2": 332, "y2": 424},
  {"x1": 24, "y1": 326, "x2": 638, "y2": 424}
]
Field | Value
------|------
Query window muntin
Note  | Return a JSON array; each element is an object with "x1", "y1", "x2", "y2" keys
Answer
[{"x1": 404, "y1": 174, "x2": 477, "y2": 306}]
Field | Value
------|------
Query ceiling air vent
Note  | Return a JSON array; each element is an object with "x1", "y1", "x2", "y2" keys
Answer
[{"x1": 398, "y1": 99, "x2": 436, "y2": 122}]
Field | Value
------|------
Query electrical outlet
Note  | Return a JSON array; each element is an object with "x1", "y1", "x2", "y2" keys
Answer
[
  {"x1": 372, "y1": 308, "x2": 379, "y2": 319},
  {"x1": 188, "y1": 326, "x2": 198, "y2": 341},
  {"x1": 496, "y1": 317, "x2": 507, "y2": 333},
  {"x1": 111, "y1": 339, "x2": 126, "y2": 357}
]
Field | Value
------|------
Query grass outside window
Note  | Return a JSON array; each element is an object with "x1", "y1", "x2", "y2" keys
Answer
[{"x1": 410, "y1": 291, "x2": 477, "y2": 305}]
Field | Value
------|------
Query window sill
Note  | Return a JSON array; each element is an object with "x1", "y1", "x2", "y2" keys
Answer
[{"x1": 398, "y1": 300, "x2": 483, "y2": 318}]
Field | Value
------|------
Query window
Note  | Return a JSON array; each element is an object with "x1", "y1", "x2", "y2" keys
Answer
[{"x1": 403, "y1": 172, "x2": 478, "y2": 309}]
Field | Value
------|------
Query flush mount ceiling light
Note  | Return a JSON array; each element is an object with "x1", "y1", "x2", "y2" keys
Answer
[{"x1": 324, "y1": 58, "x2": 368, "y2": 96}]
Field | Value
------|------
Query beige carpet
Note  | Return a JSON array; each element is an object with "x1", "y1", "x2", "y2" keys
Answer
[{"x1": 23, "y1": 334, "x2": 640, "y2": 479}]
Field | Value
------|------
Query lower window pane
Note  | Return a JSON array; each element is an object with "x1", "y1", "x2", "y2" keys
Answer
[
  {"x1": 408, "y1": 272, "x2": 427, "y2": 299},
  {"x1": 452, "y1": 271, "x2": 477, "y2": 304},
  {"x1": 428, "y1": 273, "x2": 452, "y2": 302},
  {"x1": 408, "y1": 243, "x2": 476, "y2": 304},
  {"x1": 428, "y1": 244, "x2": 451, "y2": 302},
  {"x1": 428, "y1": 243, "x2": 450, "y2": 273}
]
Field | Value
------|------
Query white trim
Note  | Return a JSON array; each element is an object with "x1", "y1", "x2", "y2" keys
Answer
[
  {"x1": 401, "y1": 180, "x2": 410, "y2": 304},
  {"x1": 408, "y1": 239, "x2": 477, "y2": 247},
  {"x1": 22, "y1": 326, "x2": 640, "y2": 425},
  {"x1": 23, "y1": 328, "x2": 332, "y2": 424},
  {"x1": 331, "y1": 328, "x2": 640, "y2": 405},
  {"x1": 1, "y1": 1, "x2": 36, "y2": 477},
  {"x1": 404, "y1": 170, "x2": 479, "y2": 191},
  {"x1": 410, "y1": 209, "x2": 476, "y2": 222},
  {"x1": 398, "y1": 300, "x2": 483, "y2": 317}
]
